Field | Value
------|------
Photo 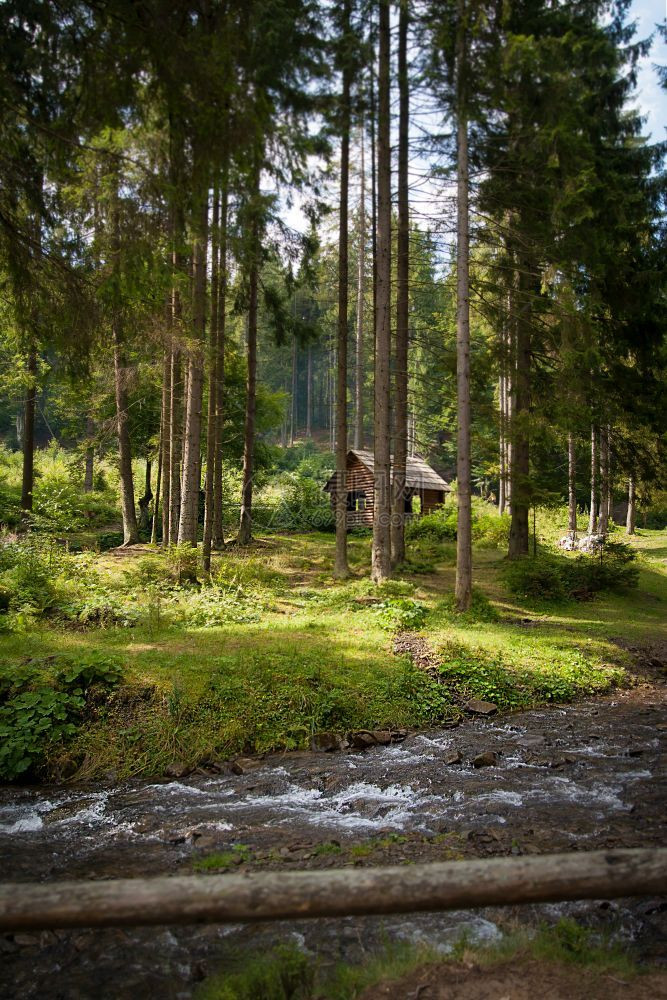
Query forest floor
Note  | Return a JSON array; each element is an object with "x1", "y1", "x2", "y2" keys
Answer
[
  {"x1": 1, "y1": 528, "x2": 666, "y2": 997},
  {"x1": 0, "y1": 527, "x2": 665, "y2": 781}
]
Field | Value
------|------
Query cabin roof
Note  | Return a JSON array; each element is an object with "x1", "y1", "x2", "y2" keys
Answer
[{"x1": 324, "y1": 449, "x2": 451, "y2": 493}]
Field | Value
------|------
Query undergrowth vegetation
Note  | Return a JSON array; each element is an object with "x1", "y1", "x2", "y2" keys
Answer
[
  {"x1": 0, "y1": 519, "x2": 662, "y2": 781},
  {"x1": 195, "y1": 918, "x2": 644, "y2": 1000},
  {"x1": 502, "y1": 542, "x2": 639, "y2": 603}
]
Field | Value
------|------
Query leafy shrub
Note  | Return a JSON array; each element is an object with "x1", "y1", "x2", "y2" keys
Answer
[
  {"x1": 99, "y1": 531, "x2": 124, "y2": 551},
  {"x1": 502, "y1": 544, "x2": 638, "y2": 602},
  {"x1": 373, "y1": 597, "x2": 428, "y2": 632},
  {"x1": 179, "y1": 585, "x2": 261, "y2": 628},
  {"x1": 167, "y1": 543, "x2": 199, "y2": 583},
  {"x1": 267, "y1": 473, "x2": 335, "y2": 532},
  {"x1": 0, "y1": 654, "x2": 124, "y2": 780},
  {"x1": 56, "y1": 654, "x2": 124, "y2": 694},
  {"x1": 432, "y1": 587, "x2": 499, "y2": 624},
  {"x1": 471, "y1": 509, "x2": 510, "y2": 547},
  {"x1": 0, "y1": 688, "x2": 82, "y2": 780},
  {"x1": 0, "y1": 535, "x2": 69, "y2": 613},
  {"x1": 406, "y1": 507, "x2": 458, "y2": 541},
  {"x1": 437, "y1": 640, "x2": 624, "y2": 709},
  {"x1": 31, "y1": 481, "x2": 85, "y2": 534},
  {"x1": 406, "y1": 502, "x2": 509, "y2": 548}
]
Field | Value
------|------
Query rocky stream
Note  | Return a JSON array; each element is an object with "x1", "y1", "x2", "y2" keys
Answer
[{"x1": 1, "y1": 667, "x2": 666, "y2": 999}]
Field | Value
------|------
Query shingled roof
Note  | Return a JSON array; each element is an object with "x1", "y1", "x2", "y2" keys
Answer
[{"x1": 325, "y1": 449, "x2": 451, "y2": 492}]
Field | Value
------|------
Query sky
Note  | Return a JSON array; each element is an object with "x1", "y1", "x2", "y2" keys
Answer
[{"x1": 631, "y1": 0, "x2": 666, "y2": 140}]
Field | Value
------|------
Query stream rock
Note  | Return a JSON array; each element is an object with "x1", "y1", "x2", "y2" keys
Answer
[
  {"x1": 473, "y1": 751, "x2": 499, "y2": 768},
  {"x1": 465, "y1": 700, "x2": 498, "y2": 716}
]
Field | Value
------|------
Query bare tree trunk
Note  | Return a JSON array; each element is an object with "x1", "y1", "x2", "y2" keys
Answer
[
  {"x1": 160, "y1": 350, "x2": 171, "y2": 546},
  {"x1": 151, "y1": 425, "x2": 162, "y2": 545},
  {"x1": 238, "y1": 158, "x2": 261, "y2": 546},
  {"x1": 290, "y1": 335, "x2": 297, "y2": 446},
  {"x1": 84, "y1": 415, "x2": 95, "y2": 494},
  {"x1": 598, "y1": 425, "x2": 609, "y2": 535},
  {"x1": 111, "y1": 184, "x2": 139, "y2": 546},
  {"x1": 626, "y1": 476, "x2": 636, "y2": 535},
  {"x1": 354, "y1": 122, "x2": 366, "y2": 451},
  {"x1": 20, "y1": 344, "x2": 37, "y2": 520},
  {"x1": 391, "y1": 0, "x2": 409, "y2": 569},
  {"x1": 454, "y1": 8, "x2": 472, "y2": 607},
  {"x1": 567, "y1": 432, "x2": 577, "y2": 538},
  {"x1": 334, "y1": 0, "x2": 352, "y2": 579},
  {"x1": 203, "y1": 184, "x2": 220, "y2": 574},
  {"x1": 306, "y1": 345, "x2": 313, "y2": 438},
  {"x1": 371, "y1": 0, "x2": 392, "y2": 584},
  {"x1": 498, "y1": 362, "x2": 506, "y2": 515},
  {"x1": 505, "y1": 308, "x2": 513, "y2": 516},
  {"x1": 369, "y1": 6, "x2": 378, "y2": 356},
  {"x1": 167, "y1": 116, "x2": 185, "y2": 547},
  {"x1": 507, "y1": 243, "x2": 531, "y2": 560},
  {"x1": 138, "y1": 459, "x2": 153, "y2": 533},
  {"x1": 212, "y1": 170, "x2": 228, "y2": 551},
  {"x1": 177, "y1": 164, "x2": 208, "y2": 549},
  {"x1": 168, "y1": 349, "x2": 183, "y2": 545},
  {"x1": 588, "y1": 425, "x2": 598, "y2": 534}
]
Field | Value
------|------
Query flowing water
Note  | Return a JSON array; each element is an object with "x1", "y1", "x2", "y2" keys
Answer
[{"x1": 1, "y1": 690, "x2": 665, "y2": 998}]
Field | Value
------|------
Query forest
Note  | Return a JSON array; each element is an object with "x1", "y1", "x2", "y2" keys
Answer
[{"x1": 0, "y1": 0, "x2": 666, "y2": 998}]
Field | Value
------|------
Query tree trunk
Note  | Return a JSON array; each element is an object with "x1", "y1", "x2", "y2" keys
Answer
[
  {"x1": 84, "y1": 415, "x2": 94, "y2": 494},
  {"x1": 626, "y1": 476, "x2": 636, "y2": 535},
  {"x1": 568, "y1": 432, "x2": 577, "y2": 538},
  {"x1": 111, "y1": 184, "x2": 139, "y2": 546},
  {"x1": 151, "y1": 430, "x2": 162, "y2": 545},
  {"x1": 588, "y1": 425, "x2": 598, "y2": 534},
  {"x1": 238, "y1": 158, "x2": 261, "y2": 546},
  {"x1": 391, "y1": 0, "x2": 409, "y2": 570},
  {"x1": 168, "y1": 349, "x2": 183, "y2": 545},
  {"x1": 20, "y1": 344, "x2": 37, "y2": 519},
  {"x1": 177, "y1": 163, "x2": 208, "y2": 549},
  {"x1": 371, "y1": 0, "x2": 392, "y2": 584},
  {"x1": 160, "y1": 350, "x2": 171, "y2": 546},
  {"x1": 507, "y1": 252, "x2": 530, "y2": 559},
  {"x1": 334, "y1": 0, "x2": 352, "y2": 579},
  {"x1": 498, "y1": 364, "x2": 505, "y2": 515},
  {"x1": 306, "y1": 345, "x2": 313, "y2": 438},
  {"x1": 290, "y1": 335, "x2": 297, "y2": 446},
  {"x1": 598, "y1": 425, "x2": 609, "y2": 535},
  {"x1": 453, "y1": 4, "x2": 472, "y2": 605},
  {"x1": 167, "y1": 116, "x2": 185, "y2": 547},
  {"x1": 354, "y1": 122, "x2": 366, "y2": 451},
  {"x1": 369, "y1": 5, "x2": 378, "y2": 355},
  {"x1": 212, "y1": 169, "x2": 228, "y2": 552},
  {"x1": 203, "y1": 184, "x2": 220, "y2": 574}
]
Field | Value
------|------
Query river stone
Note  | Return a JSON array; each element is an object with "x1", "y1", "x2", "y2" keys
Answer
[
  {"x1": 516, "y1": 735, "x2": 545, "y2": 749},
  {"x1": 310, "y1": 732, "x2": 341, "y2": 752},
  {"x1": 443, "y1": 751, "x2": 463, "y2": 766},
  {"x1": 465, "y1": 699, "x2": 498, "y2": 716},
  {"x1": 371, "y1": 730, "x2": 392, "y2": 745},
  {"x1": 231, "y1": 757, "x2": 262, "y2": 775},
  {"x1": 348, "y1": 730, "x2": 377, "y2": 749},
  {"x1": 165, "y1": 761, "x2": 191, "y2": 779},
  {"x1": 473, "y1": 751, "x2": 498, "y2": 768}
]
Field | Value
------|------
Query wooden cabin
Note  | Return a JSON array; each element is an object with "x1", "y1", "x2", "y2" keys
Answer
[{"x1": 323, "y1": 449, "x2": 451, "y2": 528}]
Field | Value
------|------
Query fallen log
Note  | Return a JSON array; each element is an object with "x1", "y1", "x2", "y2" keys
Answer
[{"x1": 1, "y1": 849, "x2": 665, "y2": 931}]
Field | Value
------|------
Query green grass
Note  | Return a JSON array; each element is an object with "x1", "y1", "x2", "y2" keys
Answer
[
  {"x1": 195, "y1": 919, "x2": 647, "y2": 1000},
  {"x1": 0, "y1": 522, "x2": 665, "y2": 781}
]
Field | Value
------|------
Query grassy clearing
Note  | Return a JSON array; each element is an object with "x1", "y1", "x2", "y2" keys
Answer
[
  {"x1": 195, "y1": 918, "x2": 647, "y2": 1000},
  {"x1": 0, "y1": 521, "x2": 664, "y2": 781}
]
